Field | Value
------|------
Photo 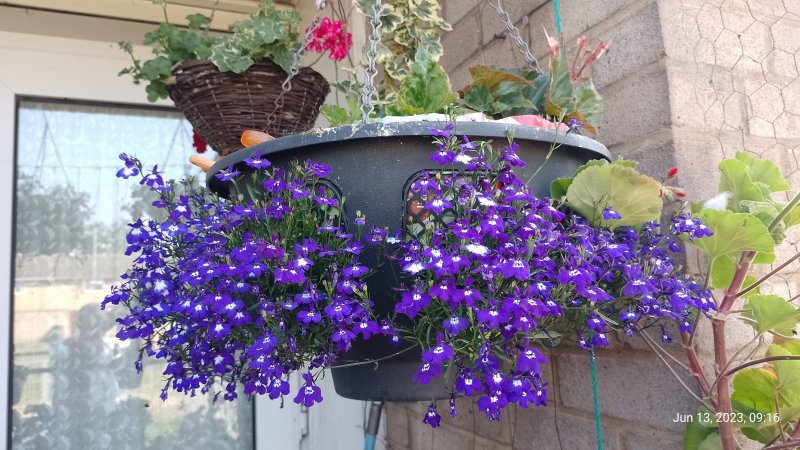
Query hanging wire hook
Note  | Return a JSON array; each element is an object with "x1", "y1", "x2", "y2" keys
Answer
[{"x1": 488, "y1": 0, "x2": 542, "y2": 73}]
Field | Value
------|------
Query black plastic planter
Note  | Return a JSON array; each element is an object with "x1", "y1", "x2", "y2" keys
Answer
[{"x1": 207, "y1": 121, "x2": 610, "y2": 402}]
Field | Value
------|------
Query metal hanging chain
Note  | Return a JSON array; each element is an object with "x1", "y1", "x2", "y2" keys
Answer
[
  {"x1": 488, "y1": 0, "x2": 542, "y2": 74},
  {"x1": 360, "y1": 0, "x2": 383, "y2": 123},
  {"x1": 267, "y1": 8, "x2": 325, "y2": 127}
]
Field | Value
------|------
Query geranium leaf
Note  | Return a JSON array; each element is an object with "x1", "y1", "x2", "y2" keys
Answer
[
  {"x1": 718, "y1": 159, "x2": 767, "y2": 209},
  {"x1": 186, "y1": 13, "x2": 211, "y2": 30},
  {"x1": 690, "y1": 209, "x2": 775, "y2": 264},
  {"x1": 683, "y1": 406, "x2": 717, "y2": 450},
  {"x1": 767, "y1": 344, "x2": 800, "y2": 403},
  {"x1": 735, "y1": 152, "x2": 789, "y2": 192},
  {"x1": 697, "y1": 434, "x2": 723, "y2": 450},
  {"x1": 565, "y1": 163, "x2": 663, "y2": 227},
  {"x1": 732, "y1": 368, "x2": 778, "y2": 414},
  {"x1": 744, "y1": 294, "x2": 800, "y2": 335},
  {"x1": 550, "y1": 178, "x2": 572, "y2": 202}
]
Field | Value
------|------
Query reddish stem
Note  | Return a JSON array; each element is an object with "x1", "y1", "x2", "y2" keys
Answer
[
  {"x1": 714, "y1": 251, "x2": 757, "y2": 450},
  {"x1": 681, "y1": 332, "x2": 713, "y2": 400}
]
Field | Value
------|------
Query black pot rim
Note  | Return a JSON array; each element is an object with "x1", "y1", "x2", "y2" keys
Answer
[{"x1": 206, "y1": 121, "x2": 610, "y2": 184}]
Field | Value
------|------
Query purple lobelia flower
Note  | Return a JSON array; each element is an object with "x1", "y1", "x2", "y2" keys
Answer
[
  {"x1": 294, "y1": 373, "x2": 323, "y2": 407},
  {"x1": 244, "y1": 151, "x2": 272, "y2": 169},
  {"x1": 422, "y1": 403, "x2": 442, "y2": 428}
]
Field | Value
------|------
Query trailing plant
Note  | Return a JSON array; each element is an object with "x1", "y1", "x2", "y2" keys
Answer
[
  {"x1": 460, "y1": 35, "x2": 607, "y2": 133},
  {"x1": 119, "y1": 0, "x2": 351, "y2": 102},
  {"x1": 103, "y1": 153, "x2": 375, "y2": 403},
  {"x1": 386, "y1": 125, "x2": 713, "y2": 422},
  {"x1": 103, "y1": 125, "x2": 721, "y2": 429}
]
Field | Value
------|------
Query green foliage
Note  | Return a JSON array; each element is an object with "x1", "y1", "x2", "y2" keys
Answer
[
  {"x1": 119, "y1": 0, "x2": 301, "y2": 102},
  {"x1": 744, "y1": 295, "x2": 800, "y2": 335},
  {"x1": 353, "y1": 0, "x2": 450, "y2": 90},
  {"x1": 690, "y1": 209, "x2": 775, "y2": 267},
  {"x1": 682, "y1": 151, "x2": 800, "y2": 449},
  {"x1": 320, "y1": 81, "x2": 363, "y2": 125},
  {"x1": 385, "y1": 48, "x2": 458, "y2": 116},
  {"x1": 460, "y1": 66, "x2": 537, "y2": 118},
  {"x1": 683, "y1": 406, "x2": 717, "y2": 450},
  {"x1": 458, "y1": 35, "x2": 605, "y2": 132},
  {"x1": 561, "y1": 160, "x2": 663, "y2": 228}
]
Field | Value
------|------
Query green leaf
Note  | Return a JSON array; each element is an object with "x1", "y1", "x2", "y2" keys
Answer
[
  {"x1": 386, "y1": 48, "x2": 457, "y2": 116},
  {"x1": 550, "y1": 178, "x2": 573, "y2": 202},
  {"x1": 544, "y1": 44, "x2": 573, "y2": 118},
  {"x1": 782, "y1": 203, "x2": 800, "y2": 229},
  {"x1": 690, "y1": 209, "x2": 775, "y2": 264},
  {"x1": 735, "y1": 152, "x2": 789, "y2": 192},
  {"x1": 565, "y1": 163, "x2": 663, "y2": 228},
  {"x1": 463, "y1": 85, "x2": 494, "y2": 112},
  {"x1": 250, "y1": 16, "x2": 283, "y2": 44},
  {"x1": 697, "y1": 434, "x2": 722, "y2": 450},
  {"x1": 767, "y1": 344, "x2": 800, "y2": 403},
  {"x1": 466, "y1": 66, "x2": 530, "y2": 92},
  {"x1": 270, "y1": 46, "x2": 295, "y2": 73},
  {"x1": 709, "y1": 255, "x2": 760, "y2": 295},
  {"x1": 321, "y1": 104, "x2": 355, "y2": 126},
  {"x1": 569, "y1": 79, "x2": 602, "y2": 133},
  {"x1": 732, "y1": 367, "x2": 778, "y2": 414},
  {"x1": 411, "y1": 0, "x2": 440, "y2": 21},
  {"x1": 683, "y1": 405, "x2": 717, "y2": 450},
  {"x1": 139, "y1": 56, "x2": 172, "y2": 80},
  {"x1": 718, "y1": 159, "x2": 767, "y2": 209},
  {"x1": 745, "y1": 294, "x2": 800, "y2": 335},
  {"x1": 145, "y1": 82, "x2": 169, "y2": 102},
  {"x1": 186, "y1": 13, "x2": 211, "y2": 30}
]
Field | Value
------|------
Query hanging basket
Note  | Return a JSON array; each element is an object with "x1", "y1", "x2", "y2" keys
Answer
[
  {"x1": 207, "y1": 121, "x2": 610, "y2": 401},
  {"x1": 167, "y1": 59, "x2": 330, "y2": 156}
]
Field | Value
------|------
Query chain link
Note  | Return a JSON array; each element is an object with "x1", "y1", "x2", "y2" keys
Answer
[
  {"x1": 489, "y1": 0, "x2": 542, "y2": 74},
  {"x1": 267, "y1": 9, "x2": 325, "y2": 128},
  {"x1": 360, "y1": 0, "x2": 383, "y2": 123}
]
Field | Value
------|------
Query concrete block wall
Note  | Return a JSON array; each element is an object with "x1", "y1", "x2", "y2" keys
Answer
[{"x1": 385, "y1": 0, "x2": 800, "y2": 449}]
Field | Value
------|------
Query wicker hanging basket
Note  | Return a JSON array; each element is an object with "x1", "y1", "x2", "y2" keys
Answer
[{"x1": 167, "y1": 59, "x2": 330, "y2": 156}]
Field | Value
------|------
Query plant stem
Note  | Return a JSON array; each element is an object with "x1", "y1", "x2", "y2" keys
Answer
[
  {"x1": 715, "y1": 250, "x2": 757, "y2": 450},
  {"x1": 735, "y1": 251, "x2": 800, "y2": 298},
  {"x1": 723, "y1": 355, "x2": 800, "y2": 377},
  {"x1": 639, "y1": 329, "x2": 691, "y2": 372},
  {"x1": 639, "y1": 330, "x2": 705, "y2": 404},
  {"x1": 769, "y1": 192, "x2": 800, "y2": 232},
  {"x1": 709, "y1": 333, "x2": 762, "y2": 393},
  {"x1": 680, "y1": 331, "x2": 714, "y2": 400}
]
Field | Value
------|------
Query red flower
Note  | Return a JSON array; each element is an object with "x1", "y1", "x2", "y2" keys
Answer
[
  {"x1": 666, "y1": 167, "x2": 678, "y2": 179},
  {"x1": 192, "y1": 131, "x2": 207, "y2": 154},
  {"x1": 306, "y1": 18, "x2": 352, "y2": 62}
]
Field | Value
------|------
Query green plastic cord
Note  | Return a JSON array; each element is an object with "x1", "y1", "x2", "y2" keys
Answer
[
  {"x1": 589, "y1": 347, "x2": 603, "y2": 450},
  {"x1": 553, "y1": 0, "x2": 562, "y2": 34}
]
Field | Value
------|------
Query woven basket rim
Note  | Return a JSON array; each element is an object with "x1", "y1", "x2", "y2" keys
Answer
[{"x1": 172, "y1": 58, "x2": 325, "y2": 80}]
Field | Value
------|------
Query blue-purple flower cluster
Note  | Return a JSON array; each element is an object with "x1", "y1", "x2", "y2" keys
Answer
[
  {"x1": 103, "y1": 153, "x2": 378, "y2": 405},
  {"x1": 390, "y1": 125, "x2": 714, "y2": 424}
]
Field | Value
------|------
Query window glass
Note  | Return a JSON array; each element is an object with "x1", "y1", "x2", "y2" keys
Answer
[{"x1": 11, "y1": 100, "x2": 253, "y2": 449}]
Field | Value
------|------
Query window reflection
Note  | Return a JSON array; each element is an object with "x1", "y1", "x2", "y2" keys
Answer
[{"x1": 11, "y1": 100, "x2": 252, "y2": 449}]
